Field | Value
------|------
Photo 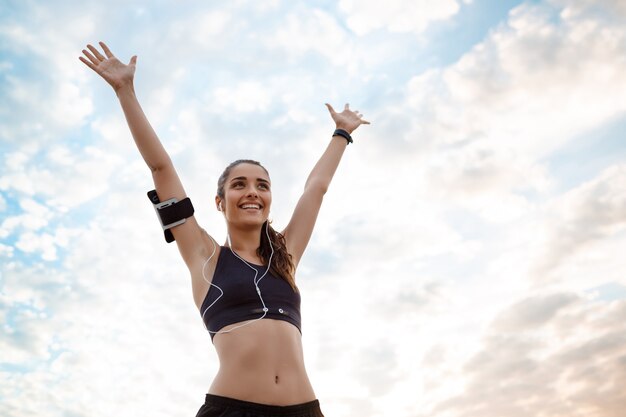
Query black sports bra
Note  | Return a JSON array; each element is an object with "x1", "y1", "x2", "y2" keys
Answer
[{"x1": 200, "y1": 246, "x2": 301, "y2": 341}]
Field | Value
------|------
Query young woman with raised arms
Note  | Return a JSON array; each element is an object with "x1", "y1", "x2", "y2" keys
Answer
[{"x1": 80, "y1": 41, "x2": 369, "y2": 417}]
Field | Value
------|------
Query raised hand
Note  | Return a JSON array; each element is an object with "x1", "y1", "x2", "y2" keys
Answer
[
  {"x1": 324, "y1": 103, "x2": 370, "y2": 134},
  {"x1": 79, "y1": 41, "x2": 137, "y2": 92}
]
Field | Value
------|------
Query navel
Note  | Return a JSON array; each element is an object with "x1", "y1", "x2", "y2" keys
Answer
[{"x1": 274, "y1": 375, "x2": 279, "y2": 384}]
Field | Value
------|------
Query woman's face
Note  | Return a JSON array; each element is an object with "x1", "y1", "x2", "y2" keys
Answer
[{"x1": 219, "y1": 163, "x2": 272, "y2": 228}]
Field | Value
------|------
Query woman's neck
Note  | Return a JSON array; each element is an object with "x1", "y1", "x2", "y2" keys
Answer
[{"x1": 225, "y1": 226, "x2": 262, "y2": 257}]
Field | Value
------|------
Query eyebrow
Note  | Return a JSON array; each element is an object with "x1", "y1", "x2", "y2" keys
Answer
[{"x1": 230, "y1": 176, "x2": 270, "y2": 184}]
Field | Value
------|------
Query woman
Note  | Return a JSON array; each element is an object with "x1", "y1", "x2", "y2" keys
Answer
[{"x1": 79, "y1": 41, "x2": 369, "y2": 417}]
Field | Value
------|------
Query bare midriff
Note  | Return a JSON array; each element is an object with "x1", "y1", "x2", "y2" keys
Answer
[{"x1": 208, "y1": 318, "x2": 316, "y2": 406}]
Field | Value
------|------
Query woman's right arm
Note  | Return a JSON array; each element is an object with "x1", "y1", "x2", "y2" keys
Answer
[{"x1": 80, "y1": 42, "x2": 215, "y2": 268}]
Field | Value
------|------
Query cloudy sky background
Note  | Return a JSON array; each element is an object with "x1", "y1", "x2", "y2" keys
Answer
[{"x1": 2, "y1": 0, "x2": 626, "y2": 416}]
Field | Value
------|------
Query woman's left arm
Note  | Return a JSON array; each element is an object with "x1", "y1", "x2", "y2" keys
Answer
[{"x1": 282, "y1": 103, "x2": 370, "y2": 267}]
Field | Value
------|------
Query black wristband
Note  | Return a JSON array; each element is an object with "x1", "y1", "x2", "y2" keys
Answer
[{"x1": 332, "y1": 129, "x2": 353, "y2": 145}]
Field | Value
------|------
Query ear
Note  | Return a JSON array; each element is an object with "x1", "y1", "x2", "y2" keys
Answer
[{"x1": 215, "y1": 196, "x2": 223, "y2": 211}]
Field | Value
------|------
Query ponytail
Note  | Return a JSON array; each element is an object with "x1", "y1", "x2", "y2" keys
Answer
[{"x1": 259, "y1": 220, "x2": 297, "y2": 292}]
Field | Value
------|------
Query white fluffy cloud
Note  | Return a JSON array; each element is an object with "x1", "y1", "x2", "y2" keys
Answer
[
  {"x1": 213, "y1": 81, "x2": 272, "y2": 113},
  {"x1": 437, "y1": 294, "x2": 626, "y2": 417},
  {"x1": 405, "y1": 2, "x2": 626, "y2": 155},
  {"x1": 531, "y1": 164, "x2": 626, "y2": 283},
  {"x1": 267, "y1": 9, "x2": 356, "y2": 69},
  {"x1": 551, "y1": 0, "x2": 626, "y2": 19},
  {"x1": 0, "y1": 4, "x2": 97, "y2": 144},
  {"x1": 393, "y1": 0, "x2": 626, "y2": 235},
  {"x1": 339, "y1": 0, "x2": 463, "y2": 35}
]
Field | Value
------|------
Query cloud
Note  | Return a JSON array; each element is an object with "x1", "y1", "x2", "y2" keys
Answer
[
  {"x1": 165, "y1": 10, "x2": 232, "y2": 46},
  {"x1": 550, "y1": 0, "x2": 626, "y2": 19},
  {"x1": 436, "y1": 295, "x2": 626, "y2": 417},
  {"x1": 15, "y1": 232, "x2": 57, "y2": 261},
  {"x1": 531, "y1": 164, "x2": 626, "y2": 281},
  {"x1": 0, "y1": 142, "x2": 131, "y2": 261},
  {"x1": 339, "y1": 0, "x2": 463, "y2": 35},
  {"x1": 0, "y1": 4, "x2": 97, "y2": 145},
  {"x1": 403, "y1": 1, "x2": 626, "y2": 196},
  {"x1": 1, "y1": 198, "x2": 52, "y2": 233},
  {"x1": 492, "y1": 292, "x2": 578, "y2": 331},
  {"x1": 213, "y1": 81, "x2": 272, "y2": 113},
  {"x1": 265, "y1": 8, "x2": 362, "y2": 75}
]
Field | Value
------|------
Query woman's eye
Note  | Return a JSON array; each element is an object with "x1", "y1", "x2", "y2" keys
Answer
[{"x1": 232, "y1": 182, "x2": 244, "y2": 188}]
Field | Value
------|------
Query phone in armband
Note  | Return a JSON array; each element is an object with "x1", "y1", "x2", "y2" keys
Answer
[{"x1": 147, "y1": 189, "x2": 194, "y2": 243}]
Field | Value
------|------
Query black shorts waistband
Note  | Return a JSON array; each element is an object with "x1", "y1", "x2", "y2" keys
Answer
[{"x1": 204, "y1": 394, "x2": 321, "y2": 417}]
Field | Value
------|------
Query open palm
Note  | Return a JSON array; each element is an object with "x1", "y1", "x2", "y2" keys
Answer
[
  {"x1": 325, "y1": 103, "x2": 370, "y2": 134},
  {"x1": 79, "y1": 42, "x2": 137, "y2": 92}
]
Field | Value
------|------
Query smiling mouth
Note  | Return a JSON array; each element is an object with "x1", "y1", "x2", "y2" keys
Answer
[{"x1": 239, "y1": 204, "x2": 262, "y2": 210}]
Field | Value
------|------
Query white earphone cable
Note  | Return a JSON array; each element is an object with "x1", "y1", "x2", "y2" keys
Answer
[{"x1": 200, "y1": 222, "x2": 274, "y2": 336}]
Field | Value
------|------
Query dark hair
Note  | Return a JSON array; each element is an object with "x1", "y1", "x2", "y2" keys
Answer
[{"x1": 217, "y1": 159, "x2": 297, "y2": 291}]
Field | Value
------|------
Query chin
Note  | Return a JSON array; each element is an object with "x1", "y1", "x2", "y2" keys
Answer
[{"x1": 236, "y1": 217, "x2": 268, "y2": 230}]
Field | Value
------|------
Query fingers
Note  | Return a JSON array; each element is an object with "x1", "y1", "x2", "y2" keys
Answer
[
  {"x1": 87, "y1": 44, "x2": 106, "y2": 62},
  {"x1": 327, "y1": 102, "x2": 371, "y2": 125},
  {"x1": 80, "y1": 42, "x2": 116, "y2": 66},
  {"x1": 81, "y1": 48, "x2": 100, "y2": 67},
  {"x1": 352, "y1": 108, "x2": 368, "y2": 122},
  {"x1": 79, "y1": 42, "x2": 124, "y2": 73},
  {"x1": 354, "y1": 109, "x2": 370, "y2": 125},
  {"x1": 130, "y1": 55, "x2": 138, "y2": 66},
  {"x1": 99, "y1": 41, "x2": 114, "y2": 58},
  {"x1": 78, "y1": 55, "x2": 97, "y2": 71}
]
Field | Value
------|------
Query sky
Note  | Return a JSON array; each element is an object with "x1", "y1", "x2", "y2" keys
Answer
[{"x1": 1, "y1": 0, "x2": 626, "y2": 416}]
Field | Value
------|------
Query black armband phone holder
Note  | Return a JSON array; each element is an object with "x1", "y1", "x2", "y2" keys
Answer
[{"x1": 147, "y1": 189, "x2": 194, "y2": 243}]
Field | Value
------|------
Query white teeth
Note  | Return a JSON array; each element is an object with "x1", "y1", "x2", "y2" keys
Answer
[{"x1": 241, "y1": 204, "x2": 260, "y2": 209}]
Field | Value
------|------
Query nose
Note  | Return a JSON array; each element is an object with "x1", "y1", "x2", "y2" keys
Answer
[{"x1": 246, "y1": 187, "x2": 258, "y2": 198}]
